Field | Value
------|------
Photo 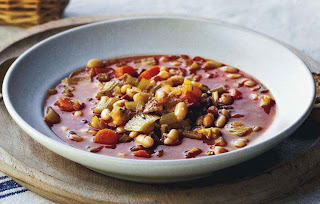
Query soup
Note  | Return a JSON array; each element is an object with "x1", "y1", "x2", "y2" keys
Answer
[{"x1": 44, "y1": 55, "x2": 276, "y2": 160}]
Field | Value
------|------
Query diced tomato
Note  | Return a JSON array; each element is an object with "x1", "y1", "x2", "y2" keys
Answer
[
  {"x1": 138, "y1": 66, "x2": 160, "y2": 80},
  {"x1": 207, "y1": 106, "x2": 218, "y2": 115},
  {"x1": 153, "y1": 75, "x2": 163, "y2": 82},
  {"x1": 56, "y1": 97, "x2": 84, "y2": 112},
  {"x1": 93, "y1": 67, "x2": 114, "y2": 75},
  {"x1": 114, "y1": 66, "x2": 137, "y2": 78},
  {"x1": 180, "y1": 92, "x2": 200, "y2": 106},
  {"x1": 167, "y1": 55, "x2": 179, "y2": 60},
  {"x1": 180, "y1": 54, "x2": 190, "y2": 60},
  {"x1": 193, "y1": 56, "x2": 207, "y2": 63},
  {"x1": 229, "y1": 88, "x2": 242, "y2": 99},
  {"x1": 133, "y1": 150, "x2": 152, "y2": 158},
  {"x1": 94, "y1": 129, "x2": 119, "y2": 145},
  {"x1": 183, "y1": 84, "x2": 202, "y2": 98},
  {"x1": 180, "y1": 84, "x2": 202, "y2": 105}
]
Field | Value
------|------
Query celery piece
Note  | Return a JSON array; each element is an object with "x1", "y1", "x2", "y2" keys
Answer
[
  {"x1": 47, "y1": 89, "x2": 57, "y2": 95},
  {"x1": 141, "y1": 57, "x2": 156, "y2": 66},
  {"x1": 183, "y1": 78, "x2": 193, "y2": 85},
  {"x1": 149, "y1": 83, "x2": 162, "y2": 94},
  {"x1": 119, "y1": 134, "x2": 131, "y2": 143},
  {"x1": 97, "y1": 73, "x2": 110, "y2": 82},
  {"x1": 210, "y1": 86, "x2": 225, "y2": 94},
  {"x1": 136, "y1": 100, "x2": 145, "y2": 112},
  {"x1": 124, "y1": 113, "x2": 160, "y2": 133},
  {"x1": 106, "y1": 97, "x2": 119, "y2": 110},
  {"x1": 180, "y1": 119, "x2": 191, "y2": 129},
  {"x1": 101, "y1": 81, "x2": 119, "y2": 92},
  {"x1": 93, "y1": 96, "x2": 109, "y2": 114},
  {"x1": 138, "y1": 78, "x2": 151, "y2": 90},
  {"x1": 194, "y1": 127, "x2": 221, "y2": 139},
  {"x1": 96, "y1": 81, "x2": 119, "y2": 98},
  {"x1": 182, "y1": 131, "x2": 203, "y2": 140},
  {"x1": 225, "y1": 123, "x2": 253, "y2": 136},
  {"x1": 62, "y1": 76, "x2": 81, "y2": 85},
  {"x1": 91, "y1": 116, "x2": 100, "y2": 129},
  {"x1": 125, "y1": 101, "x2": 137, "y2": 111},
  {"x1": 123, "y1": 74, "x2": 139, "y2": 86},
  {"x1": 199, "y1": 84, "x2": 209, "y2": 92},
  {"x1": 90, "y1": 116, "x2": 108, "y2": 129},
  {"x1": 160, "y1": 112, "x2": 177, "y2": 125},
  {"x1": 160, "y1": 124, "x2": 169, "y2": 135},
  {"x1": 143, "y1": 98, "x2": 163, "y2": 113},
  {"x1": 44, "y1": 107, "x2": 60, "y2": 124}
]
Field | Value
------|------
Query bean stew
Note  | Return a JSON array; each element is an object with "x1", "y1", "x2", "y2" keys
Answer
[{"x1": 44, "y1": 55, "x2": 276, "y2": 159}]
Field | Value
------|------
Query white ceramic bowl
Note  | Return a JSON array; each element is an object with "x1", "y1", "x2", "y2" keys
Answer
[{"x1": 2, "y1": 16, "x2": 315, "y2": 183}]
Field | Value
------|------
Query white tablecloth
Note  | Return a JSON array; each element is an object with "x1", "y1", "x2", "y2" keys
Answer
[{"x1": 1, "y1": 0, "x2": 319, "y2": 203}]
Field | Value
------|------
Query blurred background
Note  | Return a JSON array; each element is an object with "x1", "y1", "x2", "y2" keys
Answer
[{"x1": 0, "y1": 0, "x2": 319, "y2": 60}]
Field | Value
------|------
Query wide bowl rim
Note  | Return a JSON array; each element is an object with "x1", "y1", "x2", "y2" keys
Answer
[{"x1": 2, "y1": 15, "x2": 315, "y2": 166}]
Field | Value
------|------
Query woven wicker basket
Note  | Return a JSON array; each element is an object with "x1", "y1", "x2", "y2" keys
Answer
[{"x1": 0, "y1": 0, "x2": 69, "y2": 27}]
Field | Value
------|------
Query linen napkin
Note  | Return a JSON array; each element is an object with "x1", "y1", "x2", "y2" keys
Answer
[{"x1": 0, "y1": 172, "x2": 53, "y2": 204}]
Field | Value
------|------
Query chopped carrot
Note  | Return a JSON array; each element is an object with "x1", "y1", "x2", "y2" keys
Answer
[
  {"x1": 94, "y1": 129, "x2": 119, "y2": 145},
  {"x1": 138, "y1": 66, "x2": 160, "y2": 80},
  {"x1": 56, "y1": 97, "x2": 84, "y2": 112},
  {"x1": 114, "y1": 66, "x2": 137, "y2": 78},
  {"x1": 133, "y1": 150, "x2": 152, "y2": 158}
]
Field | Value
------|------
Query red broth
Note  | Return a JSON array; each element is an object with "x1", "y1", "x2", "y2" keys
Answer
[{"x1": 44, "y1": 55, "x2": 276, "y2": 160}]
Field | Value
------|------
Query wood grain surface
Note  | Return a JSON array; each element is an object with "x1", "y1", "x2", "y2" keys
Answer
[{"x1": 0, "y1": 15, "x2": 319, "y2": 203}]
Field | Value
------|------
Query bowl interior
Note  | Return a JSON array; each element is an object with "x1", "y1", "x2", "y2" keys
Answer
[{"x1": 4, "y1": 17, "x2": 314, "y2": 155}]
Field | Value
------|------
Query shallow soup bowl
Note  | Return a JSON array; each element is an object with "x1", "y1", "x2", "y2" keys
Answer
[{"x1": 2, "y1": 17, "x2": 315, "y2": 183}]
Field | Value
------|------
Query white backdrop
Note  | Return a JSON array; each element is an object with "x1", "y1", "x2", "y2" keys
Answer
[{"x1": 65, "y1": 0, "x2": 320, "y2": 61}]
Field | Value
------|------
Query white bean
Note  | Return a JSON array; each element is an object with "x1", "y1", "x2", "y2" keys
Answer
[{"x1": 174, "y1": 102, "x2": 188, "y2": 122}]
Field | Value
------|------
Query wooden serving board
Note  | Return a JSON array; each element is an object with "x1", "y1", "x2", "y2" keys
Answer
[{"x1": 0, "y1": 15, "x2": 320, "y2": 203}]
